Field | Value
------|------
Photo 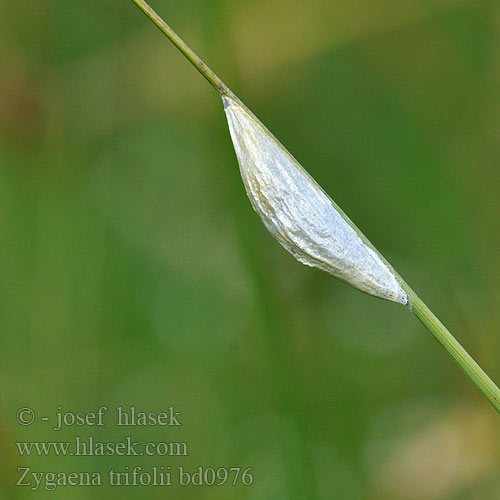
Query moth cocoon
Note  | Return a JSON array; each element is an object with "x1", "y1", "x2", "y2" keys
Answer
[{"x1": 223, "y1": 95, "x2": 407, "y2": 305}]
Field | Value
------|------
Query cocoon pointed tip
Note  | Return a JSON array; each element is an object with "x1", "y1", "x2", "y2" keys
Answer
[{"x1": 223, "y1": 95, "x2": 407, "y2": 305}]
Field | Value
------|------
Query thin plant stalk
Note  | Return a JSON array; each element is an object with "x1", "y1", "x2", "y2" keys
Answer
[{"x1": 130, "y1": 0, "x2": 500, "y2": 414}]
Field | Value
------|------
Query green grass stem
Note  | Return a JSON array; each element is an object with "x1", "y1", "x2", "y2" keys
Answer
[{"x1": 130, "y1": 0, "x2": 500, "y2": 414}]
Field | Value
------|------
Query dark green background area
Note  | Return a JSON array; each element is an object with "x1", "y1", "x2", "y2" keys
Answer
[{"x1": 1, "y1": 1, "x2": 499, "y2": 499}]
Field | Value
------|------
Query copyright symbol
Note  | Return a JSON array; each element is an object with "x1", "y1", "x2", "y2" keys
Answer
[{"x1": 16, "y1": 407, "x2": 35, "y2": 426}]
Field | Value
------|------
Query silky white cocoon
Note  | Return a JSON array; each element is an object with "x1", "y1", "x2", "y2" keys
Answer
[{"x1": 223, "y1": 95, "x2": 407, "y2": 305}]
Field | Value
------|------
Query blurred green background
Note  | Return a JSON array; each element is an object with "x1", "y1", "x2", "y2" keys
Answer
[{"x1": 1, "y1": 0, "x2": 499, "y2": 498}]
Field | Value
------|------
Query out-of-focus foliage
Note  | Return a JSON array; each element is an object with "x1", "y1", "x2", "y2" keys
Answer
[{"x1": 1, "y1": 1, "x2": 499, "y2": 499}]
